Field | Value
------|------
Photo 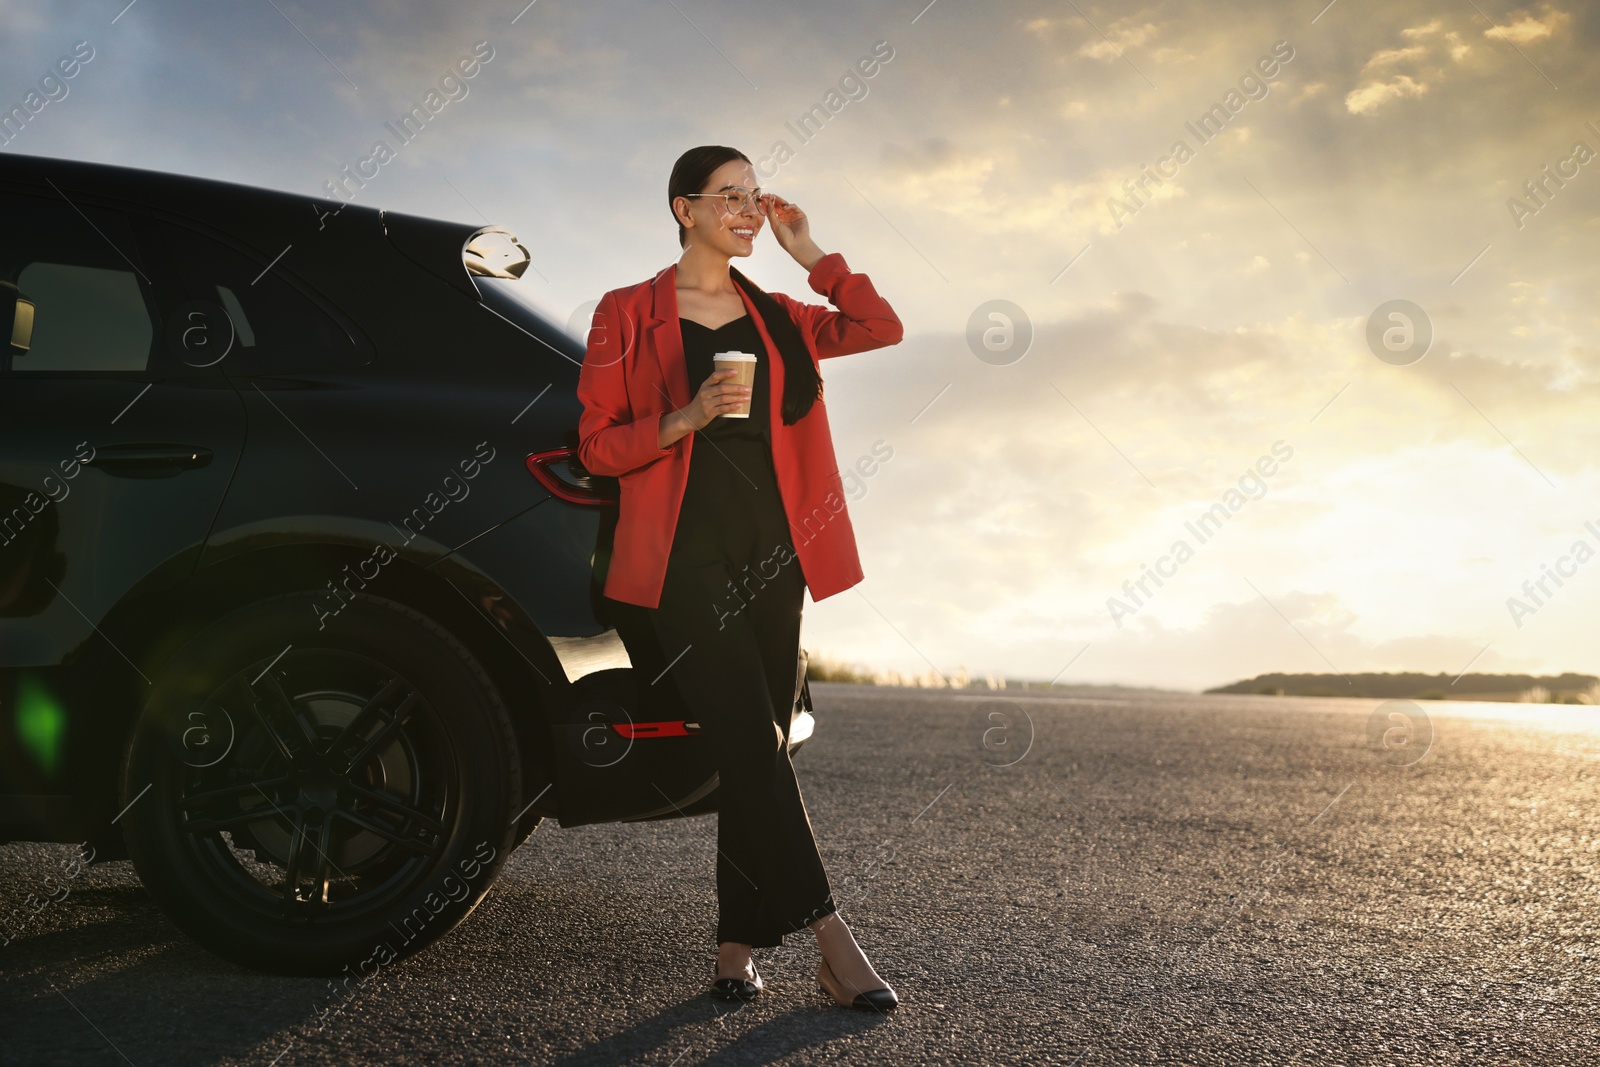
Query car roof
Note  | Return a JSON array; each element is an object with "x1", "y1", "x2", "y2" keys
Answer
[
  {"x1": 4, "y1": 152, "x2": 377, "y2": 237},
  {"x1": 0, "y1": 152, "x2": 487, "y2": 295}
]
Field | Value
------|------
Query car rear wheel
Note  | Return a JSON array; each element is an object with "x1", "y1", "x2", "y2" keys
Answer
[{"x1": 119, "y1": 591, "x2": 520, "y2": 974}]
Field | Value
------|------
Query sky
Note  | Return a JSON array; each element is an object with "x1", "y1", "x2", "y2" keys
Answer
[{"x1": 4, "y1": 0, "x2": 1597, "y2": 692}]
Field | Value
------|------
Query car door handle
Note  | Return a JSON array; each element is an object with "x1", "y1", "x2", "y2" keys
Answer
[{"x1": 82, "y1": 444, "x2": 214, "y2": 478}]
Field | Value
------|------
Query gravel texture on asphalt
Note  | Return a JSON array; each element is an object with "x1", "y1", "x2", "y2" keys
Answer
[{"x1": 2, "y1": 683, "x2": 1597, "y2": 1065}]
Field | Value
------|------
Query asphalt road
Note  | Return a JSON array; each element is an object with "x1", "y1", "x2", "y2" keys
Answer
[{"x1": 3, "y1": 683, "x2": 1598, "y2": 1066}]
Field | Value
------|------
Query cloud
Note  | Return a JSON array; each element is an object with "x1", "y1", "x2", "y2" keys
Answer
[
  {"x1": 871, "y1": 136, "x2": 1126, "y2": 237},
  {"x1": 1077, "y1": 19, "x2": 1162, "y2": 61},
  {"x1": 1492, "y1": 4, "x2": 1572, "y2": 43},
  {"x1": 1343, "y1": 16, "x2": 1484, "y2": 114},
  {"x1": 1345, "y1": 74, "x2": 1429, "y2": 114},
  {"x1": 1022, "y1": 13, "x2": 1164, "y2": 63},
  {"x1": 1401, "y1": 19, "x2": 1444, "y2": 38},
  {"x1": 1344, "y1": 17, "x2": 1459, "y2": 115},
  {"x1": 1287, "y1": 81, "x2": 1328, "y2": 105},
  {"x1": 1362, "y1": 45, "x2": 1431, "y2": 70}
]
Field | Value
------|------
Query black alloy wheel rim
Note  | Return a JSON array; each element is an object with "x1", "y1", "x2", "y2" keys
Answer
[{"x1": 167, "y1": 647, "x2": 460, "y2": 924}]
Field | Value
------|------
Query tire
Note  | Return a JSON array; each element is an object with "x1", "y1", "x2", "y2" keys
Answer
[{"x1": 119, "y1": 590, "x2": 521, "y2": 975}]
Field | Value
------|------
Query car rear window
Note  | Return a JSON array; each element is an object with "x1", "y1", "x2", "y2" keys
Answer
[{"x1": 142, "y1": 219, "x2": 367, "y2": 373}]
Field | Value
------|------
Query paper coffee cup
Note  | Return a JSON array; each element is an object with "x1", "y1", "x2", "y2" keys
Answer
[{"x1": 712, "y1": 351, "x2": 758, "y2": 418}]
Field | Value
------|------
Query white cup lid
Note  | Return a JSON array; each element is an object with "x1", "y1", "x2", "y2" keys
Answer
[{"x1": 712, "y1": 351, "x2": 758, "y2": 361}]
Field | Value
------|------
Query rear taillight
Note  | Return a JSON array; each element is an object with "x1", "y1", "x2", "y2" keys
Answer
[
  {"x1": 612, "y1": 720, "x2": 703, "y2": 739},
  {"x1": 526, "y1": 447, "x2": 618, "y2": 506}
]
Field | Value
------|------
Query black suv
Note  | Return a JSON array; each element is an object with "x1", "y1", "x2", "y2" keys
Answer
[{"x1": 0, "y1": 154, "x2": 815, "y2": 974}]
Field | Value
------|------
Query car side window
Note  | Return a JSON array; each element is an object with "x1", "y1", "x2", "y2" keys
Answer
[
  {"x1": 16, "y1": 263, "x2": 152, "y2": 372},
  {"x1": 141, "y1": 219, "x2": 368, "y2": 374},
  {"x1": 1, "y1": 195, "x2": 157, "y2": 374}
]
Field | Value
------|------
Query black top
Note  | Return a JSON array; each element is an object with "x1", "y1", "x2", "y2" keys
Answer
[{"x1": 680, "y1": 314, "x2": 769, "y2": 442}]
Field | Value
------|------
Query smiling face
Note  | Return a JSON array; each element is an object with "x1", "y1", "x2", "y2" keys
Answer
[{"x1": 677, "y1": 157, "x2": 765, "y2": 256}]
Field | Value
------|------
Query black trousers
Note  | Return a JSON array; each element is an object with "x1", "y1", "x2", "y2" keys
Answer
[{"x1": 644, "y1": 431, "x2": 837, "y2": 948}]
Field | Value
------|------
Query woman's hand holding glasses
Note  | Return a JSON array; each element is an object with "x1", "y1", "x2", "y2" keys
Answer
[
  {"x1": 759, "y1": 193, "x2": 825, "y2": 272},
  {"x1": 760, "y1": 193, "x2": 809, "y2": 251}
]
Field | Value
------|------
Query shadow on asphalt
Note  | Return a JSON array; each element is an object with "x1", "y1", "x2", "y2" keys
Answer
[{"x1": 542, "y1": 1000, "x2": 893, "y2": 1067}]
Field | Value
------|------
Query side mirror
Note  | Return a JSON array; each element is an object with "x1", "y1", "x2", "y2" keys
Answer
[{"x1": 1, "y1": 280, "x2": 34, "y2": 356}]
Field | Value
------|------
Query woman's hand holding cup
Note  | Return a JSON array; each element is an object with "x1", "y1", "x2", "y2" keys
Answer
[{"x1": 684, "y1": 367, "x2": 752, "y2": 429}]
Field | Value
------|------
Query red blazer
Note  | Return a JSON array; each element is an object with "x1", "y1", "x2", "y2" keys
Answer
[{"x1": 577, "y1": 251, "x2": 903, "y2": 609}]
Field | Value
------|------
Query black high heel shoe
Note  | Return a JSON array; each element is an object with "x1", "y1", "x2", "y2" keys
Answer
[
  {"x1": 709, "y1": 962, "x2": 763, "y2": 1002},
  {"x1": 818, "y1": 955, "x2": 898, "y2": 1012}
]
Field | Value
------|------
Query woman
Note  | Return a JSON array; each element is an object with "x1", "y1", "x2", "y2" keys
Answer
[{"x1": 576, "y1": 145, "x2": 904, "y2": 1011}]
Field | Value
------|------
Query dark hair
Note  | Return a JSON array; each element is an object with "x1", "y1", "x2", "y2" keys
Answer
[{"x1": 668, "y1": 145, "x2": 823, "y2": 426}]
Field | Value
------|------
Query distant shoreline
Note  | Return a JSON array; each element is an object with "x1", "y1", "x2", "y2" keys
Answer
[
  {"x1": 1204, "y1": 672, "x2": 1600, "y2": 705},
  {"x1": 805, "y1": 658, "x2": 1600, "y2": 704}
]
